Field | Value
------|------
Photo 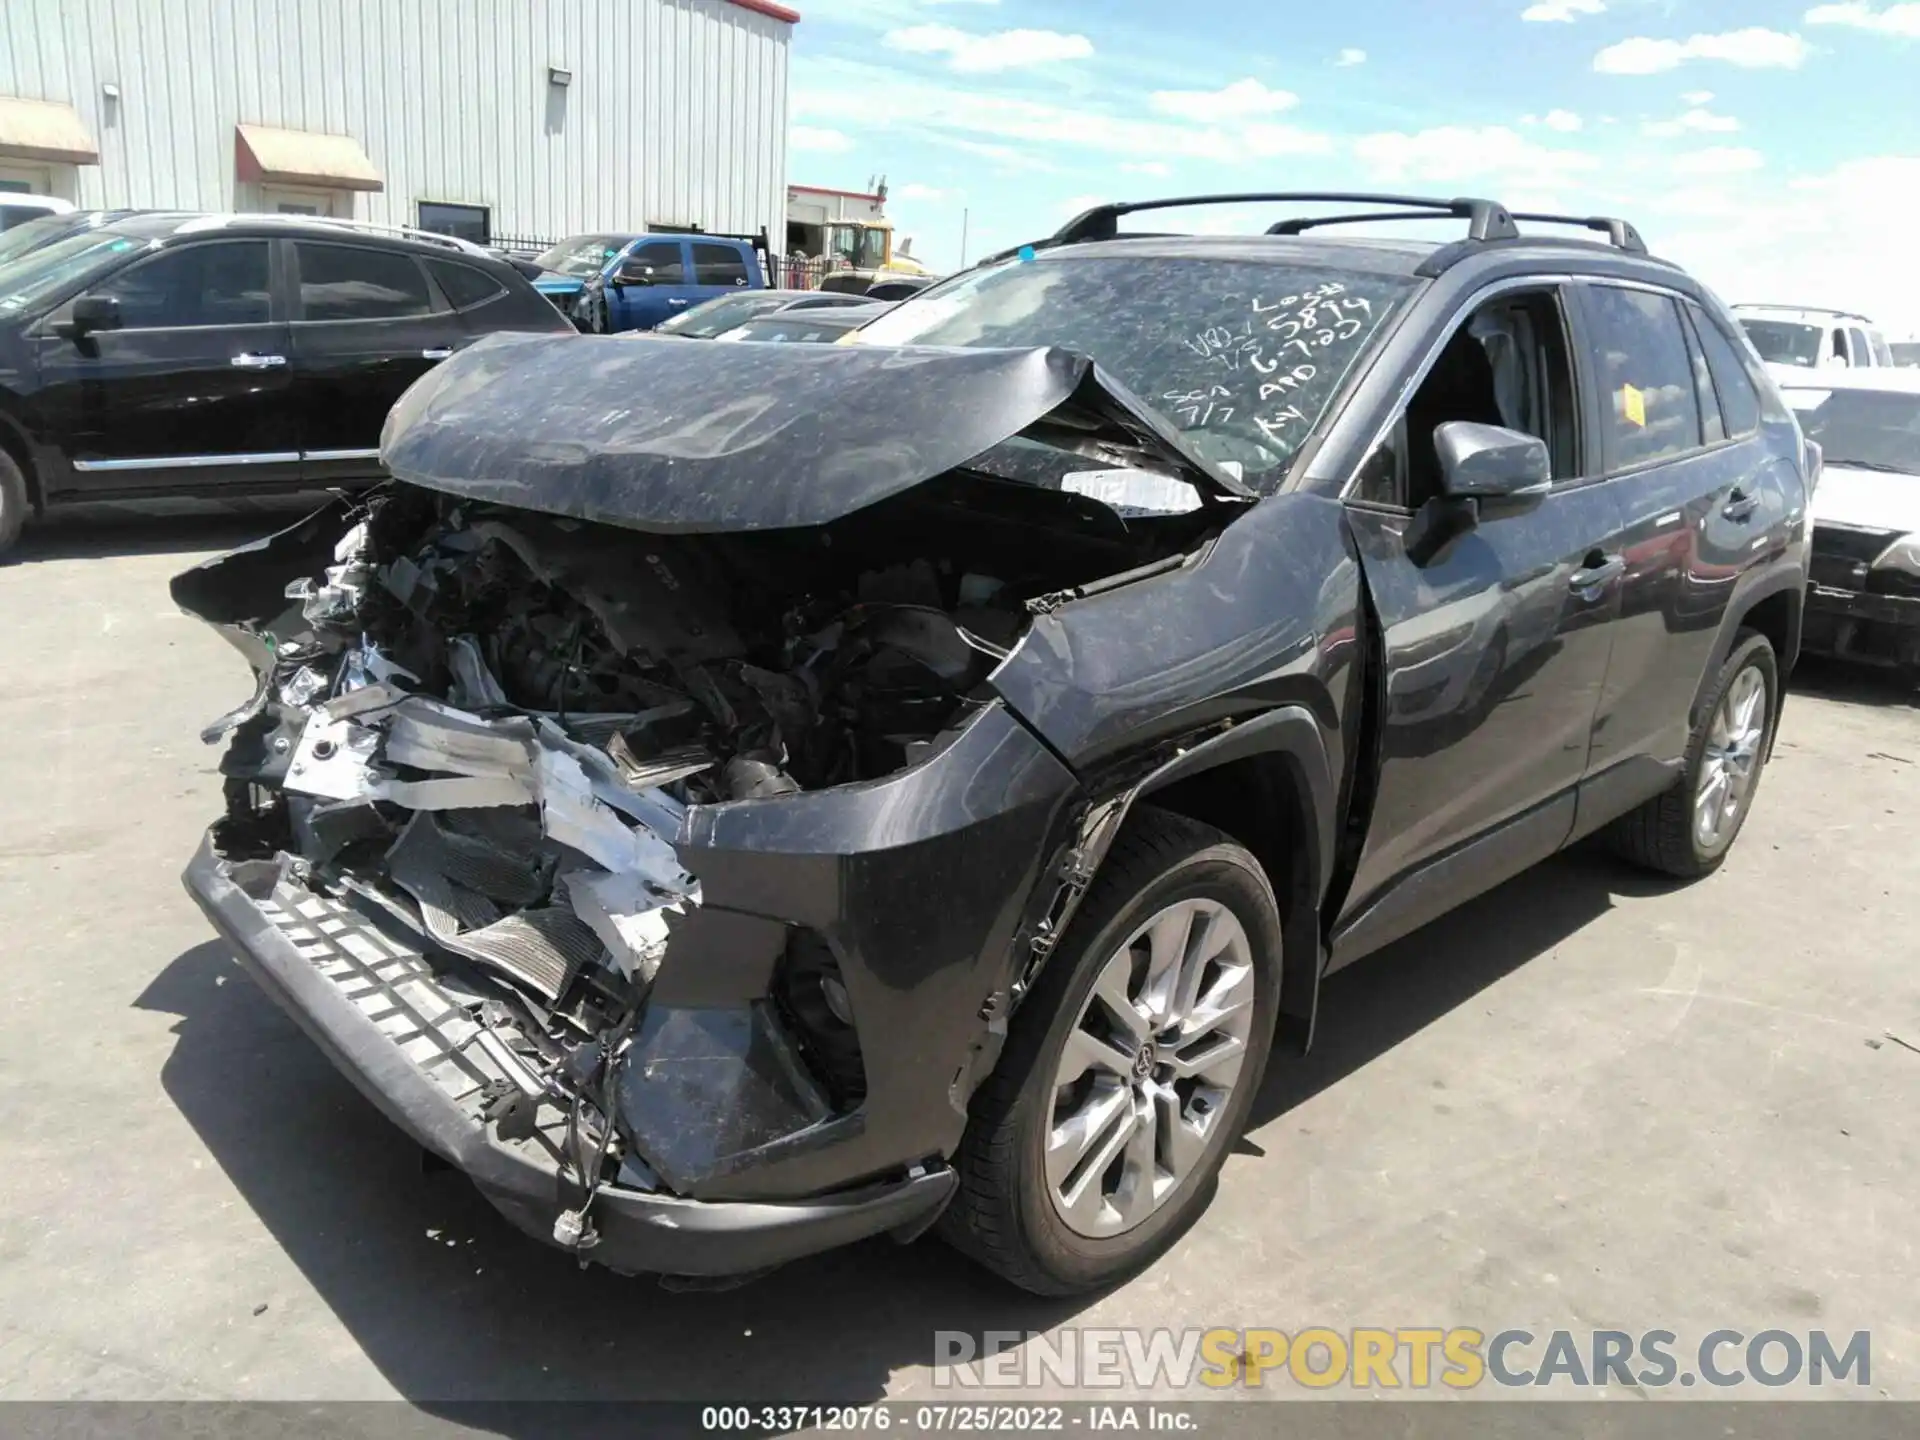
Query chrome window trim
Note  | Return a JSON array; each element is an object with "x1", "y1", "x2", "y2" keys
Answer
[{"x1": 304, "y1": 447, "x2": 381, "y2": 462}]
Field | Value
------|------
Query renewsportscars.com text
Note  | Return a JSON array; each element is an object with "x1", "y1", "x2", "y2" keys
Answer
[{"x1": 934, "y1": 1327, "x2": 1871, "y2": 1391}]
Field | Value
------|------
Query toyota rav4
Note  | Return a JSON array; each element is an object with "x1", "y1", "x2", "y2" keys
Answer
[{"x1": 176, "y1": 193, "x2": 1813, "y2": 1295}]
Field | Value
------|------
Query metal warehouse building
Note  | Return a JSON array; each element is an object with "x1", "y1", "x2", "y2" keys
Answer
[{"x1": 0, "y1": 0, "x2": 796, "y2": 248}]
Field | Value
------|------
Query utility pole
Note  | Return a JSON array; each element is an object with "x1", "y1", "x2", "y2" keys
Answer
[{"x1": 959, "y1": 207, "x2": 969, "y2": 268}]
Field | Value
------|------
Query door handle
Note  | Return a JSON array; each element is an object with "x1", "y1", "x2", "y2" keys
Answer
[
  {"x1": 229, "y1": 352, "x2": 286, "y2": 369},
  {"x1": 1723, "y1": 488, "x2": 1759, "y2": 522},
  {"x1": 1568, "y1": 553, "x2": 1625, "y2": 595},
  {"x1": 422, "y1": 347, "x2": 454, "y2": 360}
]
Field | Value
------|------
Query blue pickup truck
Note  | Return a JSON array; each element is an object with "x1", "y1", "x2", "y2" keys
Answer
[{"x1": 526, "y1": 232, "x2": 768, "y2": 333}]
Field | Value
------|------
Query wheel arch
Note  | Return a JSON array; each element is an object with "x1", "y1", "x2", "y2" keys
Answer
[
  {"x1": 1099, "y1": 706, "x2": 1335, "y2": 1053},
  {"x1": 0, "y1": 402, "x2": 43, "y2": 513},
  {"x1": 1691, "y1": 574, "x2": 1802, "y2": 754}
]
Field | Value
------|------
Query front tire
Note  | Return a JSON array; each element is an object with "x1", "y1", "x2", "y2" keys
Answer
[
  {"x1": 0, "y1": 448, "x2": 28, "y2": 557},
  {"x1": 939, "y1": 808, "x2": 1282, "y2": 1295},
  {"x1": 1605, "y1": 629, "x2": 1778, "y2": 878}
]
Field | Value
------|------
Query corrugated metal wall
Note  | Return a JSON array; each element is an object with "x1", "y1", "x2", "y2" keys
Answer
[{"x1": 0, "y1": 0, "x2": 790, "y2": 242}]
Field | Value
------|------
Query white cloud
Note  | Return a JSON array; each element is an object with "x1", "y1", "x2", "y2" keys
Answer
[
  {"x1": 1643, "y1": 106, "x2": 1741, "y2": 136},
  {"x1": 1543, "y1": 108, "x2": 1584, "y2": 131},
  {"x1": 1121, "y1": 160, "x2": 1173, "y2": 177},
  {"x1": 1805, "y1": 3, "x2": 1920, "y2": 35},
  {"x1": 883, "y1": 24, "x2": 1093, "y2": 72},
  {"x1": 791, "y1": 126, "x2": 854, "y2": 153},
  {"x1": 1670, "y1": 146, "x2": 1766, "y2": 175},
  {"x1": 1336, "y1": 48, "x2": 1368, "y2": 66},
  {"x1": 1594, "y1": 28, "x2": 1812, "y2": 73},
  {"x1": 1354, "y1": 125, "x2": 1600, "y2": 188},
  {"x1": 794, "y1": 60, "x2": 1331, "y2": 167},
  {"x1": 1655, "y1": 156, "x2": 1920, "y2": 334},
  {"x1": 1682, "y1": 89, "x2": 1716, "y2": 104},
  {"x1": 894, "y1": 182, "x2": 948, "y2": 201},
  {"x1": 1149, "y1": 78, "x2": 1299, "y2": 122},
  {"x1": 1058, "y1": 193, "x2": 1105, "y2": 218},
  {"x1": 1523, "y1": 0, "x2": 1606, "y2": 20}
]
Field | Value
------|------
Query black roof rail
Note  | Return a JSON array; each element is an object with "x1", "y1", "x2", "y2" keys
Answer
[
  {"x1": 1054, "y1": 192, "x2": 1520, "y2": 246},
  {"x1": 976, "y1": 192, "x2": 1651, "y2": 270},
  {"x1": 1506, "y1": 211, "x2": 1647, "y2": 254}
]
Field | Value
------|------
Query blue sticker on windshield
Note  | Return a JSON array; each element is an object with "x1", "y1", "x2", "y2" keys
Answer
[{"x1": 1017, "y1": 245, "x2": 1036, "y2": 263}]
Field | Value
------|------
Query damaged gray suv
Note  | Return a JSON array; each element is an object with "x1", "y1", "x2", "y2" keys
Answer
[{"x1": 178, "y1": 193, "x2": 1812, "y2": 1294}]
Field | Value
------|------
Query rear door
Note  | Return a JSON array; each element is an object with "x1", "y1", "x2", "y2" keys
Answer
[
  {"x1": 1574, "y1": 283, "x2": 1781, "y2": 809},
  {"x1": 606, "y1": 239, "x2": 694, "y2": 331},
  {"x1": 287, "y1": 239, "x2": 464, "y2": 483},
  {"x1": 32, "y1": 237, "x2": 301, "y2": 495},
  {"x1": 1336, "y1": 281, "x2": 1624, "y2": 954}
]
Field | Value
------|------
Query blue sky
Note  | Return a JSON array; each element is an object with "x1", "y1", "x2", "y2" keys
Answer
[{"x1": 786, "y1": 1, "x2": 1920, "y2": 335}]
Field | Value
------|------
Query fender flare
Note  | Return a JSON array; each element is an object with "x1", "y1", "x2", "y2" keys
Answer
[
  {"x1": 1688, "y1": 569, "x2": 1804, "y2": 742},
  {"x1": 1021, "y1": 704, "x2": 1336, "y2": 1052}
]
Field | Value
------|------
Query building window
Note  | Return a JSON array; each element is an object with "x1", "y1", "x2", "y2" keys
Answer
[{"x1": 418, "y1": 201, "x2": 490, "y2": 246}]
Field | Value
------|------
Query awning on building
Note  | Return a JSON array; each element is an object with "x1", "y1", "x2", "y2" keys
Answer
[
  {"x1": 0, "y1": 96, "x2": 99, "y2": 166},
  {"x1": 235, "y1": 123, "x2": 383, "y2": 192}
]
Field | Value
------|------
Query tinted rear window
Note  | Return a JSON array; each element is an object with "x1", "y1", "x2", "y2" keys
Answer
[
  {"x1": 296, "y1": 243, "x2": 434, "y2": 321},
  {"x1": 854, "y1": 255, "x2": 1416, "y2": 487},
  {"x1": 428, "y1": 259, "x2": 506, "y2": 310}
]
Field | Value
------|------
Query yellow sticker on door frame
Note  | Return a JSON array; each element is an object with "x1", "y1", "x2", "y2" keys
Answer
[{"x1": 1621, "y1": 383, "x2": 1647, "y2": 428}]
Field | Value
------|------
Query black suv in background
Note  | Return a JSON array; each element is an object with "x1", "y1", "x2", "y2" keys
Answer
[
  {"x1": 177, "y1": 193, "x2": 1813, "y2": 1295},
  {"x1": 0, "y1": 213, "x2": 572, "y2": 552}
]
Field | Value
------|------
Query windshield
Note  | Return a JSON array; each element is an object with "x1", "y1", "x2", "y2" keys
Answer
[
  {"x1": 855, "y1": 254, "x2": 1416, "y2": 487},
  {"x1": 0, "y1": 214, "x2": 75, "y2": 268},
  {"x1": 719, "y1": 314, "x2": 857, "y2": 344},
  {"x1": 1740, "y1": 319, "x2": 1823, "y2": 368},
  {"x1": 1780, "y1": 386, "x2": 1920, "y2": 474},
  {"x1": 0, "y1": 229, "x2": 148, "y2": 316},
  {"x1": 828, "y1": 225, "x2": 888, "y2": 272},
  {"x1": 657, "y1": 292, "x2": 789, "y2": 337},
  {"x1": 532, "y1": 235, "x2": 629, "y2": 278}
]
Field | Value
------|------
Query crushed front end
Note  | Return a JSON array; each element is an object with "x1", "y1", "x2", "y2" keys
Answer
[{"x1": 170, "y1": 347, "x2": 1249, "y2": 1275}]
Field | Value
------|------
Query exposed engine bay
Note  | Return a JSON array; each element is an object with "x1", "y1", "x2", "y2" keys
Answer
[{"x1": 181, "y1": 468, "x2": 1212, "y2": 1241}]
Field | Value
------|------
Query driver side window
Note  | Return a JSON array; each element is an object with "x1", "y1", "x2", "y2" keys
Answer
[{"x1": 1354, "y1": 288, "x2": 1579, "y2": 509}]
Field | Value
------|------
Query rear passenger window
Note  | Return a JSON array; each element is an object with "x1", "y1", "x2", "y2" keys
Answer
[
  {"x1": 295, "y1": 242, "x2": 434, "y2": 322},
  {"x1": 427, "y1": 260, "x2": 505, "y2": 310},
  {"x1": 1687, "y1": 306, "x2": 1762, "y2": 438},
  {"x1": 692, "y1": 242, "x2": 748, "y2": 287},
  {"x1": 1681, "y1": 315, "x2": 1725, "y2": 445},
  {"x1": 1582, "y1": 285, "x2": 1703, "y2": 471}
]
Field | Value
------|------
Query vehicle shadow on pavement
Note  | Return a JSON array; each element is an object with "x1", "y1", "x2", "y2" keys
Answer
[
  {"x1": 7, "y1": 500, "x2": 326, "y2": 564},
  {"x1": 1248, "y1": 846, "x2": 1677, "y2": 1129},
  {"x1": 137, "y1": 941, "x2": 1089, "y2": 1409},
  {"x1": 1788, "y1": 655, "x2": 1919, "y2": 710}
]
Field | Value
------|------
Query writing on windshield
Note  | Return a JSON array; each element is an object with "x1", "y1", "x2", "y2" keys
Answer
[{"x1": 854, "y1": 256, "x2": 1413, "y2": 491}]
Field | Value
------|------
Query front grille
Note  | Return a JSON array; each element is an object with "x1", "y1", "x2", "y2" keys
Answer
[{"x1": 1811, "y1": 525, "x2": 1897, "y2": 591}]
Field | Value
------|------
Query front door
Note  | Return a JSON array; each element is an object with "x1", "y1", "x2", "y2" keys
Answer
[
  {"x1": 32, "y1": 237, "x2": 302, "y2": 495},
  {"x1": 606, "y1": 238, "x2": 696, "y2": 331},
  {"x1": 287, "y1": 239, "x2": 465, "y2": 483},
  {"x1": 1335, "y1": 284, "x2": 1623, "y2": 953}
]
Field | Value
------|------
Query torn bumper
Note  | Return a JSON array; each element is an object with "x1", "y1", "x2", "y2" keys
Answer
[
  {"x1": 1803, "y1": 582, "x2": 1920, "y2": 667},
  {"x1": 182, "y1": 833, "x2": 957, "y2": 1276}
]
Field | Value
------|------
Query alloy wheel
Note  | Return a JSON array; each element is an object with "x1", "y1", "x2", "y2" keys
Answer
[
  {"x1": 1695, "y1": 665, "x2": 1767, "y2": 849},
  {"x1": 1045, "y1": 897, "x2": 1256, "y2": 1239}
]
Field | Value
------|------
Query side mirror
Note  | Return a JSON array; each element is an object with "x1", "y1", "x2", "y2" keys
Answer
[
  {"x1": 611, "y1": 261, "x2": 654, "y2": 288},
  {"x1": 60, "y1": 294, "x2": 122, "y2": 342},
  {"x1": 1434, "y1": 421, "x2": 1551, "y2": 502}
]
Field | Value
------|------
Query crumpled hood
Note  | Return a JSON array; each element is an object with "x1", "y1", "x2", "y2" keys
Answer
[
  {"x1": 378, "y1": 331, "x2": 1251, "y2": 534},
  {"x1": 1812, "y1": 464, "x2": 1920, "y2": 536},
  {"x1": 531, "y1": 271, "x2": 588, "y2": 295}
]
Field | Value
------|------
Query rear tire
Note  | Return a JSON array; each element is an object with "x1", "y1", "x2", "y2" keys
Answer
[
  {"x1": 1605, "y1": 630, "x2": 1777, "y2": 878},
  {"x1": 0, "y1": 448, "x2": 29, "y2": 557},
  {"x1": 939, "y1": 808, "x2": 1283, "y2": 1295}
]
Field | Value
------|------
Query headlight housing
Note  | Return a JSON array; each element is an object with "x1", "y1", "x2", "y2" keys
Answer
[{"x1": 1873, "y1": 534, "x2": 1920, "y2": 577}]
